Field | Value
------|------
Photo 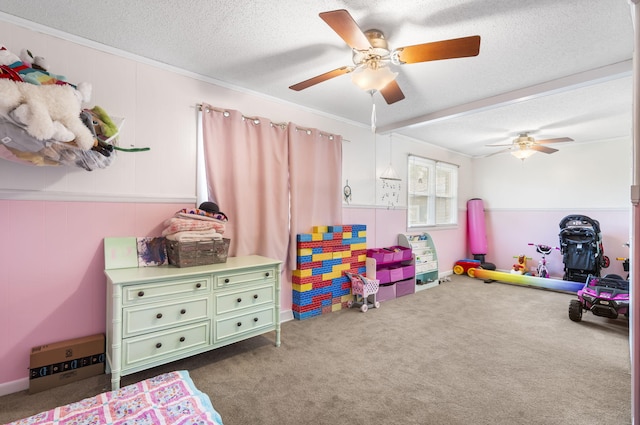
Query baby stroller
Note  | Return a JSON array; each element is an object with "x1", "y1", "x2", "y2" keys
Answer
[{"x1": 558, "y1": 215, "x2": 609, "y2": 283}]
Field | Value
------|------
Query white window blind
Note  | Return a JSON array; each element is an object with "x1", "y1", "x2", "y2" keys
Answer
[{"x1": 408, "y1": 155, "x2": 458, "y2": 228}]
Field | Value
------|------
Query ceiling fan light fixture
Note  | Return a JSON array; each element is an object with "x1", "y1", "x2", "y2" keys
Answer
[
  {"x1": 510, "y1": 148, "x2": 536, "y2": 160},
  {"x1": 351, "y1": 65, "x2": 398, "y2": 91}
]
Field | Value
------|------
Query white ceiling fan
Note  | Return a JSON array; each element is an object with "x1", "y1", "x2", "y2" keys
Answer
[
  {"x1": 289, "y1": 9, "x2": 481, "y2": 104},
  {"x1": 486, "y1": 132, "x2": 574, "y2": 160}
]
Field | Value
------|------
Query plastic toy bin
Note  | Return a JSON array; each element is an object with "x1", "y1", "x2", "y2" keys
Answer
[
  {"x1": 386, "y1": 246, "x2": 412, "y2": 262},
  {"x1": 389, "y1": 264, "x2": 415, "y2": 281},
  {"x1": 396, "y1": 278, "x2": 415, "y2": 297},
  {"x1": 376, "y1": 268, "x2": 391, "y2": 284},
  {"x1": 367, "y1": 248, "x2": 395, "y2": 264}
]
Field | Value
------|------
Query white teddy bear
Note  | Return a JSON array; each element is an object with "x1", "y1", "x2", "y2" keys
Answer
[{"x1": 0, "y1": 80, "x2": 95, "y2": 150}]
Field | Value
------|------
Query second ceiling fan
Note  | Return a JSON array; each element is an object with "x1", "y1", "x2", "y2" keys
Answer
[
  {"x1": 486, "y1": 133, "x2": 574, "y2": 159},
  {"x1": 289, "y1": 9, "x2": 482, "y2": 105}
]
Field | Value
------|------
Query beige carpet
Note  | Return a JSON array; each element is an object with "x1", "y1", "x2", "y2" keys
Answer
[{"x1": 0, "y1": 275, "x2": 631, "y2": 425}]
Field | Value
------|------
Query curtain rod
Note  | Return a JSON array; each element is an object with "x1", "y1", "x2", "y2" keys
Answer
[
  {"x1": 197, "y1": 103, "x2": 287, "y2": 129},
  {"x1": 196, "y1": 103, "x2": 348, "y2": 141}
]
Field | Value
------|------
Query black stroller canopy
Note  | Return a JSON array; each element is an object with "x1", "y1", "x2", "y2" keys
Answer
[{"x1": 559, "y1": 214, "x2": 602, "y2": 234}]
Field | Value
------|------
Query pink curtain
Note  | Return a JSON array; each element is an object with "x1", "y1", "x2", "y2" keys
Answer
[
  {"x1": 201, "y1": 104, "x2": 289, "y2": 261},
  {"x1": 287, "y1": 124, "x2": 342, "y2": 269}
]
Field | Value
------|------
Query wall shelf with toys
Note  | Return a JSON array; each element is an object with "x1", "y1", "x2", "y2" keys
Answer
[
  {"x1": 398, "y1": 233, "x2": 439, "y2": 290},
  {"x1": 365, "y1": 245, "x2": 415, "y2": 302},
  {"x1": 0, "y1": 44, "x2": 135, "y2": 170}
]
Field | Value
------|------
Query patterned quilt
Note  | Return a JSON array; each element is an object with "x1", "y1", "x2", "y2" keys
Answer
[{"x1": 7, "y1": 370, "x2": 224, "y2": 425}]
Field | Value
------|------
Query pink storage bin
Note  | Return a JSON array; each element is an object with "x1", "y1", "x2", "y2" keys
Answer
[
  {"x1": 396, "y1": 278, "x2": 415, "y2": 297},
  {"x1": 377, "y1": 283, "x2": 396, "y2": 302},
  {"x1": 389, "y1": 264, "x2": 415, "y2": 282},
  {"x1": 389, "y1": 266, "x2": 404, "y2": 282},
  {"x1": 386, "y1": 246, "x2": 412, "y2": 262},
  {"x1": 401, "y1": 263, "x2": 415, "y2": 280},
  {"x1": 367, "y1": 248, "x2": 395, "y2": 264},
  {"x1": 376, "y1": 268, "x2": 391, "y2": 284}
]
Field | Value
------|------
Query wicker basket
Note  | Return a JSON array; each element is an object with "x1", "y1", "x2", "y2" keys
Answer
[{"x1": 166, "y1": 238, "x2": 230, "y2": 268}]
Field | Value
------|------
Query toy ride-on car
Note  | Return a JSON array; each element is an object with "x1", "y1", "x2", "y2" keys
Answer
[
  {"x1": 568, "y1": 274, "x2": 629, "y2": 322},
  {"x1": 453, "y1": 259, "x2": 481, "y2": 277}
]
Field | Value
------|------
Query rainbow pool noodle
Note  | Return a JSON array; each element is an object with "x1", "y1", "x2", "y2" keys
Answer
[{"x1": 472, "y1": 268, "x2": 584, "y2": 293}]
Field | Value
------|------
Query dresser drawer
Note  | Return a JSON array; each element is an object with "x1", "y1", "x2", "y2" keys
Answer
[
  {"x1": 214, "y1": 307, "x2": 274, "y2": 342},
  {"x1": 123, "y1": 297, "x2": 210, "y2": 337},
  {"x1": 214, "y1": 267, "x2": 276, "y2": 288},
  {"x1": 122, "y1": 321, "x2": 210, "y2": 369},
  {"x1": 215, "y1": 284, "x2": 274, "y2": 315},
  {"x1": 122, "y1": 276, "x2": 210, "y2": 305}
]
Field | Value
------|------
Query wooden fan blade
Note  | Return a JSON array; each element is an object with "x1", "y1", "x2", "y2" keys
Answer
[
  {"x1": 536, "y1": 137, "x2": 574, "y2": 144},
  {"x1": 289, "y1": 66, "x2": 353, "y2": 91},
  {"x1": 531, "y1": 145, "x2": 558, "y2": 154},
  {"x1": 380, "y1": 80, "x2": 405, "y2": 104},
  {"x1": 319, "y1": 9, "x2": 372, "y2": 50},
  {"x1": 395, "y1": 35, "x2": 481, "y2": 64}
]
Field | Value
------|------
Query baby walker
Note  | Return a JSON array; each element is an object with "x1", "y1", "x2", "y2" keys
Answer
[
  {"x1": 528, "y1": 243, "x2": 559, "y2": 278},
  {"x1": 344, "y1": 272, "x2": 380, "y2": 312}
]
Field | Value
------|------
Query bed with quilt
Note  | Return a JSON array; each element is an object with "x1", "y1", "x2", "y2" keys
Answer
[{"x1": 6, "y1": 370, "x2": 223, "y2": 425}]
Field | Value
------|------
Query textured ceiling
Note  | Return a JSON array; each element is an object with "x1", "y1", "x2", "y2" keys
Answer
[{"x1": 0, "y1": 0, "x2": 634, "y2": 157}]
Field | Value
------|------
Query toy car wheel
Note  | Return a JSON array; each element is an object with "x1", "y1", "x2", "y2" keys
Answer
[
  {"x1": 453, "y1": 264, "x2": 464, "y2": 275},
  {"x1": 360, "y1": 304, "x2": 368, "y2": 313},
  {"x1": 374, "y1": 301, "x2": 380, "y2": 308},
  {"x1": 467, "y1": 268, "x2": 476, "y2": 278},
  {"x1": 568, "y1": 299, "x2": 583, "y2": 322},
  {"x1": 347, "y1": 301, "x2": 353, "y2": 308}
]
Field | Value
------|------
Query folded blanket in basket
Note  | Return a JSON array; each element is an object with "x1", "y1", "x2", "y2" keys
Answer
[
  {"x1": 162, "y1": 217, "x2": 225, "y2": 236},
  {"x1": 166, "y1": 230, "x2": 223, "y2": 242},
  {"x1": 177, "y1": 208, "x2": 228, "y2": 223}
]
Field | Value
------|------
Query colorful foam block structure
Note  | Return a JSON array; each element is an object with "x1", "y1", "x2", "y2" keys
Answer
[{"x1": 292, "y1": 224, "x2": 367, "y2": 320}]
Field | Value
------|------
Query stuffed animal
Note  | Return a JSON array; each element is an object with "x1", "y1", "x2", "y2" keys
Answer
[
  {"x1": 19, "y1": 49, "x2": 48, "y2": 72},
  {"x1": 10, "y1": 104, "x2": 76, "y2": 142},
  {"x1": 0, "y1": 80, "x2": 95, "y2": 150},
  {"x1": 0, "y1": 46, "x2": 22, "y2": 66},
  {"x1": 2, "y1": 46, "x2": 91, "y2": 94},
  {"x1": 510, "y1": 254, "x2": 527, "y2": 275},
  {"x1": 0, "y1": 46, "x2": 29, "y2": 78}
]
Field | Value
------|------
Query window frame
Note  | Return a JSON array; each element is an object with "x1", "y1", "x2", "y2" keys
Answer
[{"x1": 407, "y1": 155, "x2": 458, "y2": 228}]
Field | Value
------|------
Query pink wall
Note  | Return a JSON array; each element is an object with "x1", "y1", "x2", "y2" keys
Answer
[
  {"x1": 485, "y1": 209, "x2": 630, "y2": 278},
  {"x1": 343, "y1": 207, "x2": 468, "y2": 271},
  {"x1": 2, "y1": 201, "x2": 628, "y2": 393},
  {"x1": 0, "y1": 199, "x2": 192, "y2": 391}
]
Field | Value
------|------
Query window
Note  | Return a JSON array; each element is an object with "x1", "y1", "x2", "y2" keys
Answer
[{"x1": 407, "y1": 155, "x2": 458, "y2": 227}]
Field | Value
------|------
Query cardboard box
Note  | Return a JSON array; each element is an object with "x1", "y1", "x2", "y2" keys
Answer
[{"x1": 29, "y1": 333, "x2": 105, "y2": 394}]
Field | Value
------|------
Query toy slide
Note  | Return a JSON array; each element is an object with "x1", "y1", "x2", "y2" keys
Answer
[{"x1": 471, "y1": 268, "x2": 584, "y2": 293}]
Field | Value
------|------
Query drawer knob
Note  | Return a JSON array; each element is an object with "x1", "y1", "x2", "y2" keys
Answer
[
  {"x1": 179, "y1": 337, "x2": 185, "y2": 342},
  {"x1": 180, "y1": 309, "x2": 186, "y2": 315},
  {"x1": 225, "y1": 278, "x2": 230, "y2": 283},
  {"x1": 265, "y1": 272, "x2": 270, "y2": 277},
  {"x1": 196, "y1": 283, "x2": 202, "y2": 288},
  {"x1": 138, "y1": 291, "x2": 144, "y2": 297},
  {"x1": 253, "y1": 294, "x2": 258, "y2": 299},
  {"x1": 156, "y1": 313, "x2": 163, "y2": 319},
  {"x1": 155, "y1": 343, "x2": 162, "y2": 349},
  {"x1": 237, "y1": 297, "x2": 242, "y2": 303},
  {"x1": 237, "y1": 322, "x2": 242, "y2": 327},
  {"x1": 253, "y1": 317, "x2": 259, "y2": 322}
]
